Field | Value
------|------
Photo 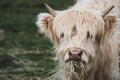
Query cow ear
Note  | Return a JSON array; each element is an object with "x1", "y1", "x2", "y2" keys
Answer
[
  {"x1": 36, "y1": 13, "x2": 54, "y2": 34},
  {"x1": 36, "y1": 13, "x2": 59, "y2": 44},
  {"x1": 104, "y1": 16, "x2": 117, "y2": 31}
]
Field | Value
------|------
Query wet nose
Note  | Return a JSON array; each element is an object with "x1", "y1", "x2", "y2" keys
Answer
[{"x1": 67, "y1": 48, "x2": 83, "y2": 61}]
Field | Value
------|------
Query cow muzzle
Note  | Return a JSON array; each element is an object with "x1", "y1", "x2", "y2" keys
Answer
[{"x1": 64, "y1": 48, "x2": 89, "y2": 64}]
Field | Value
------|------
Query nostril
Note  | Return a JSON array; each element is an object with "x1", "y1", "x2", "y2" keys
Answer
[
  {"x1": 69, "y1": 51, "x2": 72, "y2": 56},
  {"x1": 78, "y1": 51, "x2": 83, "y2": 56}
]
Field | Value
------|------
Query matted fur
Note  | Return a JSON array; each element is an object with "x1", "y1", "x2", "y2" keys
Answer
[{"x1": 36, "y1": 0, "x2": 120, "y2": 80}]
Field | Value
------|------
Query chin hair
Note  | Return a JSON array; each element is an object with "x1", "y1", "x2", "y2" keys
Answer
[{"x1": 49, "y1": 61, "x2": 87, "y2": 80}]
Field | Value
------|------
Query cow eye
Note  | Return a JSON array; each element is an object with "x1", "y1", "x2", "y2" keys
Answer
[
  {"x1": 60, "y1": 33, "x2": 64, "y2": 38},
  {"x1": 87, "y1": 31, "x2": 90, "y2": 39}
]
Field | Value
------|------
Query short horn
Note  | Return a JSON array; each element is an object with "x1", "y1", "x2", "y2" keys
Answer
[
  {"x1": 102, "y1": 5, "x2": 115, "y2": 17},
  {"x1": 44, "y1": 3, "x2": 56, "y2": 16}
]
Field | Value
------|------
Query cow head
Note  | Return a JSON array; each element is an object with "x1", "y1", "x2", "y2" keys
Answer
[{"x1": 36, "y1": 4, "x2": 117, "y2": 79}]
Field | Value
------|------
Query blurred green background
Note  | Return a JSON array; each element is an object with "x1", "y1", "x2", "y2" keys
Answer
[{"x1": 0, "y1": 0, "x2": 73, "y2": 80}]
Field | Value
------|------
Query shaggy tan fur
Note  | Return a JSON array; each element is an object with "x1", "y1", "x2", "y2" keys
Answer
[{"x1": 36, "y1": 0, "x2": 120, "y2": 80}]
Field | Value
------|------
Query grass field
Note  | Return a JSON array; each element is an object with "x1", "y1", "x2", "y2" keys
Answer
[{"x1": 0, "y1": 0, "x2": 73, "y2": 80}]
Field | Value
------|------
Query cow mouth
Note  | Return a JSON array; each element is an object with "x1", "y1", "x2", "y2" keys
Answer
[
  {"x1": 65, "y1": 60, "x2": 86, "y2": 69},
  {"x1": 66, "y1": 59, "x2": 86, "y2": 63},
  {"x1": 66, "y1": 60, "x2": 86, "y2": 70}
]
